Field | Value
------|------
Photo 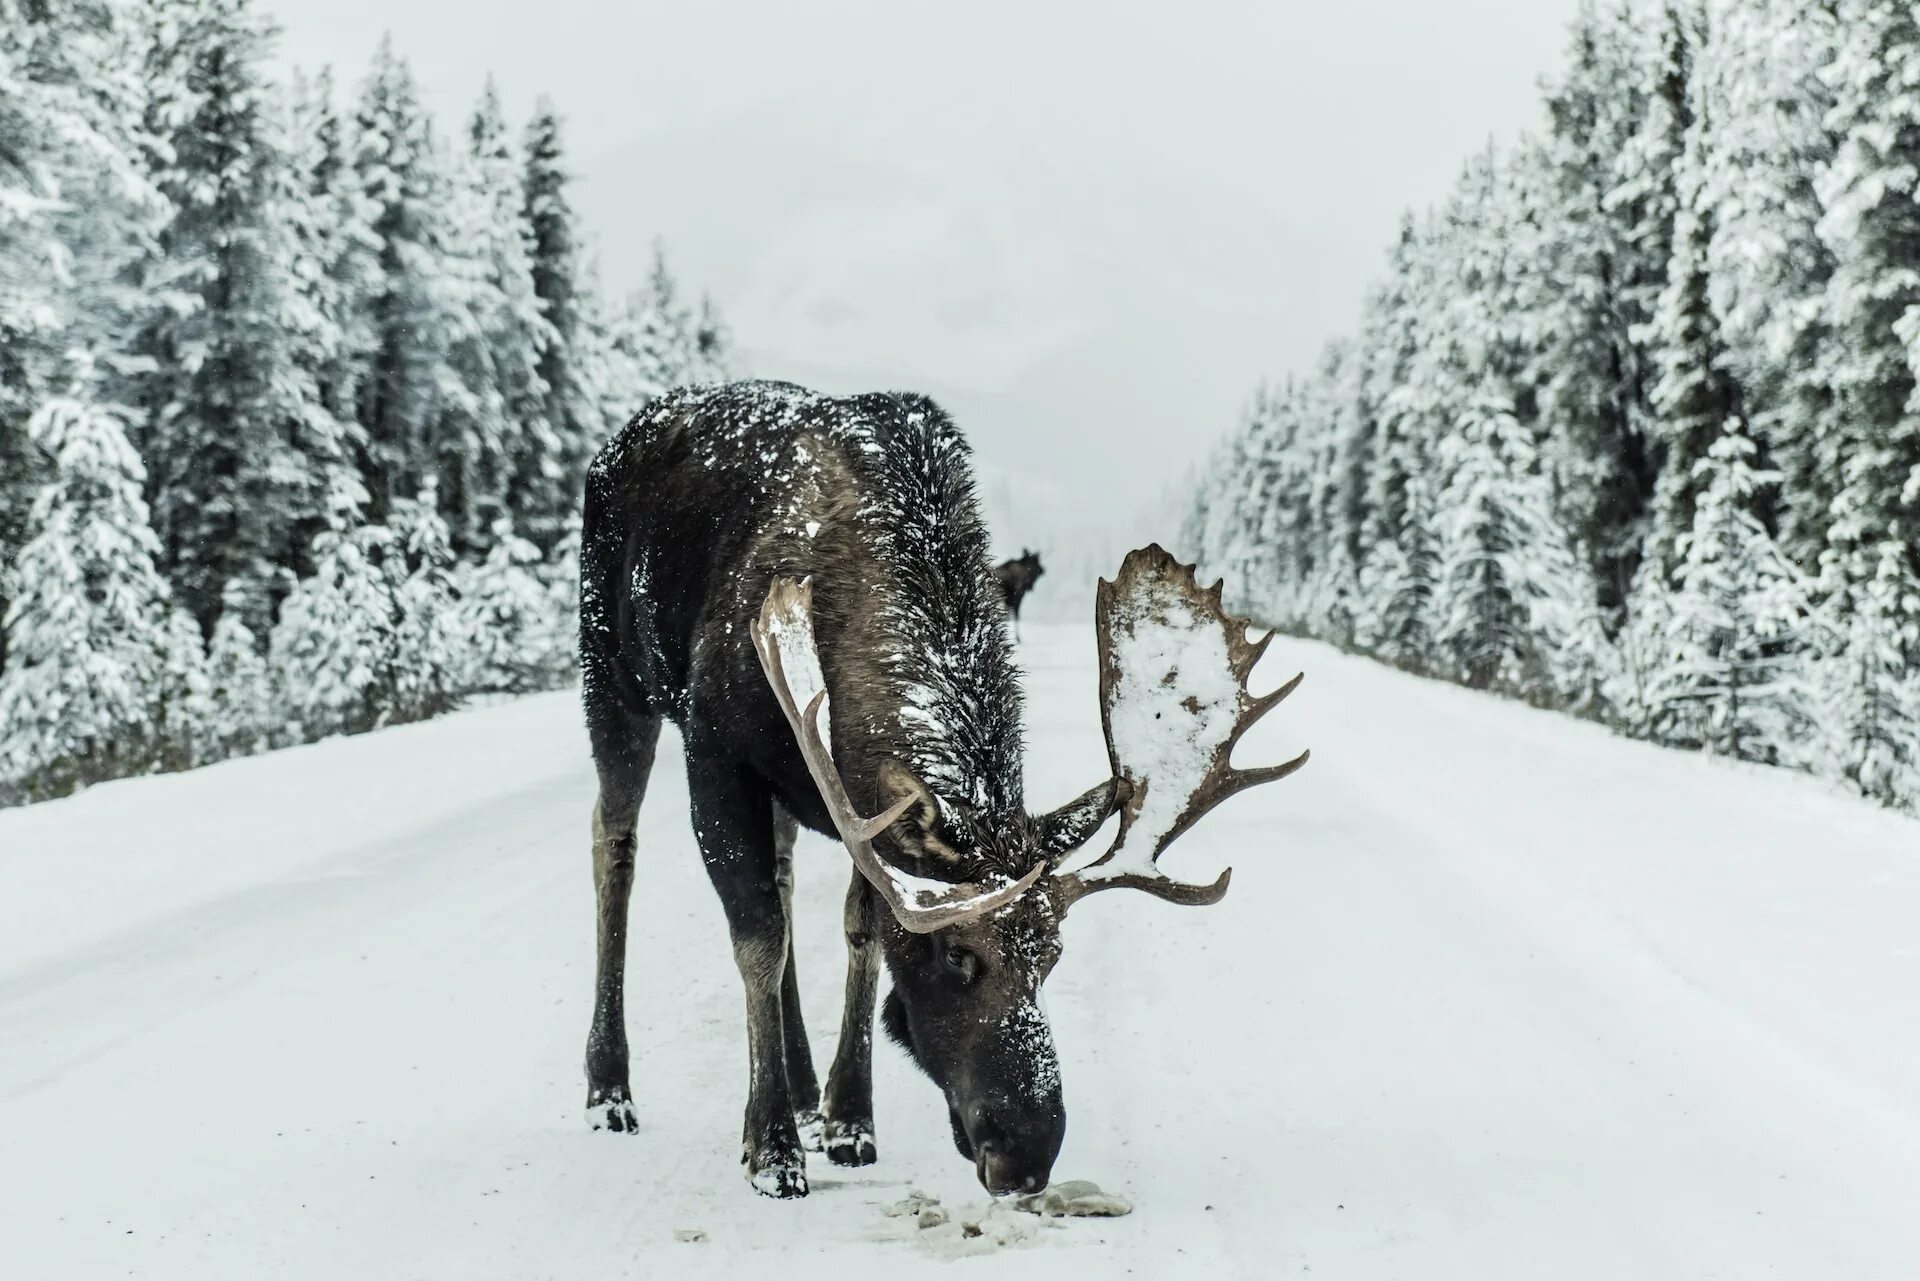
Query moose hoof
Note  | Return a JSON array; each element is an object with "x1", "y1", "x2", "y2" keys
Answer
[
  {"x1": 795, "y1": 1109, "x2": 825, "y2": 1153},
  {"x1": 586, "y1": 1088, "x2": 638, "y2": 1134},
  {"x1": 746, "y1": 1156, "x2": 809, "y2": 1199},
  {"x1": 824, "y1": 1120, "x2": 877, "y2": 1167}
]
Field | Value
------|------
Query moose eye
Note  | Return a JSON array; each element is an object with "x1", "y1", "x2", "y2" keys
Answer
[{"x1": 940, "y1": 943, "x2": 980, "y2": 983}]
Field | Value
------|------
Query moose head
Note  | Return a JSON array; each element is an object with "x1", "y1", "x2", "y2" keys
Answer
[{"x1": 752, "y1": 544, "x2": 1309, "y2": 1194}]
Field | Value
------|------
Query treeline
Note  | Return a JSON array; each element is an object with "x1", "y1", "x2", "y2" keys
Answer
[
  {"x1": 0, "y1": 0, "x2": 732, "y2": 804},
  {"x1": 1184, "y1": 0, "x2": 1920, "y2": 810}
]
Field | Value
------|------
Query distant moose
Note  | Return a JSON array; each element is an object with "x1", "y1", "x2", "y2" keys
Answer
[
  {"x1": 577, "y1": 381, "x2": 1307, "y2": 1198},
  {"x1": 992, "y1": 549, "x2": 1044, "y2": 639}
]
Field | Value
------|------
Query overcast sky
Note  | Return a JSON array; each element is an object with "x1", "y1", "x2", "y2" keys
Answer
[{"x1": 266, "y1": 0, "x2": 1583, "y2": 559}]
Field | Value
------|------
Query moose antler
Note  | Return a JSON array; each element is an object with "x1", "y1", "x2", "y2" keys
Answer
[
  {"x1": 750, "y1": 577, "x2": 1045, "y2": 934},
  {"x1": 1053, "y1": 545, "x2": 1308, "y2": 911}
]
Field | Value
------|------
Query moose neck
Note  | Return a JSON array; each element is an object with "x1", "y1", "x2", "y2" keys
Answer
[{"x1": 819, "y1": 408, "x2": 1026, "y2": 821}]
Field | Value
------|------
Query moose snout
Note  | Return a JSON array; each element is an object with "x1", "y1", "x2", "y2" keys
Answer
[
  {"x1": 961, "y1": 1097, "x2": 1062, "y2": 1196},
  {"x1": 976, "y1": 1139, "x2": 1049, "y2": 1196}
]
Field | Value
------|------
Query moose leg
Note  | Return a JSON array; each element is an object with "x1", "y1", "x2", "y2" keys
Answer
[
  {"x1": 689, "y1": 754, "x2": 808, "y2": 1198},
  {"x1": 820, "y1": 869, "x2": 882, "y2": 1166},
  {"x1": 584, "y1": 707, "x2": 662, "y2": 1133},
  {"x1": 772, "y1": 802, "x2": 824, "y2": 1150}
]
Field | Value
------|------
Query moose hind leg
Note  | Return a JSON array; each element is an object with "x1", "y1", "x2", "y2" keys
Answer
[
  {"x1": 690, "y1": 754, "x2": 808, "y2": 1198},
  {"x1": 821, "y1": 870, "x2": 882, "y2": 1166},
  {"x1": 584, "y1": 707, "x2": 662, "y2": 1133},
  {"x1": 773, "y1": 802, "x2": 825, "y2": 1151}
]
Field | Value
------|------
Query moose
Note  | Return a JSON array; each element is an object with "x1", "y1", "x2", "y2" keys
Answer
[
  {"x1": 992, "y1": 549, "x2": 1044, "y2": 638},
  {"x1": 578, "y1": 381, "x2": 1306, "y2": 1198}
]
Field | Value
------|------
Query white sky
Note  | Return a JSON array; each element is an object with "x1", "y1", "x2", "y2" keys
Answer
[{"x1": 265, "y1": 0, "x2": 1583, "y2": 556}]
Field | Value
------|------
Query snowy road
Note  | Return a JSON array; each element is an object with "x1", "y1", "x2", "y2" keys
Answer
[{"x1": 4, "y1": 624, "x2": 1918, "y2": 1280}]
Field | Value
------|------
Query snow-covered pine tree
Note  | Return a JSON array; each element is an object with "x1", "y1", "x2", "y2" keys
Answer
[
  {"x1": 352, "y1": 37, "x2": 454, "y2": 524},
  {"x1": 1187, "y1": 413, "x2": 1260, "y2": 596},
  {"x1": 1192, "y1": 387, "x2": 1278, "y2": 620},
  {"x1": 1533, "y1": 1, "x2": 1657, "y2": 608},
  {"x1": 456, "y1": 519, "x2": 567, "y2": 694},
  {"x1": 1811, "y1": 537, "x2": 1920, "y2": 808},
  {"x1": 454, "y1": 79, "x2": 558, "y2": 556},
  {"x1": 632, "y1": 241, "x2": 698, "y2": 396},
  {"x1": 1355, "y1": 217, "x2": 1441, "y2": 667},
  {"x1": 520, "y1": 99, "x2": 592, "y2": 549},
  {"x1": 386, "y1": 489, "x2": 465, "y2": 723},
  {"x1": 204, "y1": 584, "x2": 273, "y2": 760},
  {"x1": 1298, "y1": 342, "x2": 1367, "y2": 647},
  {"x1": 1644, "y1": 50, "x2": 1749, "y2": 586},
  {"x1": 157, "y1": 605, "x2": 213, "y2": 771},
  {"x1": 269, "y1": 519, "x2": 400, "y2": 740},
  {"x1": 431, "y1": 145, "x2": 512, "y2": 557},
  {"x1": 1427, "y1": 150, "x2": 1595, "y2": 695},
  {"x1": 279, "y1": 68, "x2": 372, "y2": 571},
  {"x1": 1238, "y1": 385, "x2": 1313, "y2": 627},
  {"x1": 1432, "y1": 386, "x2": 1561, "y2": 691},
  {"x1": 0, "y1": 373, "x2": 191, "y2": 799},
  {"x1": 1813, "y1": 0, "x2": 1920, "y2": 800},
  {"x1": 1699, "y1": 0, "x2": 1839, "y2": 571},
  {"x1": 0, "y1": 0, "x2": 165, "y2": 674},
  {"x1": 1647, "y1": 421, "x2": 1813, "y2": 758},
  {"x1": 1610, "y1": 0, "x2": 1697, "y2": 366},
  {"x1": 131, "y1": 0, "x2": 326, "y2": 634},
  {"x1": 1817, "y1": 0, "x2": 1920, "y2": 502}
]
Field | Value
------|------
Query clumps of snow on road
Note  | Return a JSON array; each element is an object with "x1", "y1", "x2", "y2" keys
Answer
[
  {"x1": 1015, "y1": 1179, "x2": 1134, "y2": 1218},
  {"x1": 883, "y1": 1181, "x2": 1132, "y2": 1259},
  {"x1": 1095, "y1": 577, "x2": 1242, "y2": 879}
]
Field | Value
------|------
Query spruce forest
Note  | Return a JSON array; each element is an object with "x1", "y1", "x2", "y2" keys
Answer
[
  {"x1": 0, "y1": 0, "x2": 732, "y2": 804},
  {"x1": 1184, "y1": 0, "x2": 1920, "y2": 812}
]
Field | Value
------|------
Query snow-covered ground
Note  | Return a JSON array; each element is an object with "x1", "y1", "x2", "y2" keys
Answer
[{"x1": 4, "y1": 623, "x2": 1918, "y2": 1280}]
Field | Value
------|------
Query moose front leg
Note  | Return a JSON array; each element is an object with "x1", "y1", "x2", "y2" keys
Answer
[
  {"x1": 820, "y1": 869, "x2": 882, "y2": 1166},
  {"x1": 689, "y1": 755, "x2": 808, "y2": 1198}
]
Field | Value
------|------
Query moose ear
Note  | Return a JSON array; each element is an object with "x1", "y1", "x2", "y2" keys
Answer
[
  {"x1": 875, "y1": 758, "x2": 967, "y2": 865},
  {"x1": 1034, "y1": 777, "x2": 1130, "y2": 860},
  {"x1": 876, "y1": 757, "x2": 940, "y2": 827}
]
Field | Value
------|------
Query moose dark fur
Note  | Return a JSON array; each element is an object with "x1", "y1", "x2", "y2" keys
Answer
[
  {"x1": 993, "y1": 550, "x2": 1044, "y2": 637},
  {"x1": 577, "y1": 380, "x2": 1306, "y2": 1200}
]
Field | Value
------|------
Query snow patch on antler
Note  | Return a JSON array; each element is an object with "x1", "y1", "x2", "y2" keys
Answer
[
  {"x1": 762, "y1": 595, "x2": 828, "y2": 718},
  {"x1": 1097, "y1": 582, "x2": 1243, "y2": 880}
]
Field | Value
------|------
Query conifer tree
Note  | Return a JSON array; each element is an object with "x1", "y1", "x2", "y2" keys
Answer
[
  {"x1": 0, "y1": 374, "x2": 188, "y2": 797},
  {"x1": 1816, "y1": 0, "x2": 1920, "y2": 556},
  {"x1": 352, "y1": 37, "x2": 452, "y2": 522},
  {"x1": 269, "y1": 520, "x2": 400, "y2": 739},
  {"x1": 457, "y1": 519, "x2": 566, "y2": 694},
  {"x1": 455, "y1": 79, "x2": 557, "y2": 554},
  {"x1": 133, "y1": 0, "x2": 320, "y2": 633},
  {"x1": 387, "y1": 490, "x2": 464, "y2": 723},
  {"x1": 1432, "y1": 388, "x2": 1559, "y2": 690},
  {"x1": 1812, "y1": 0, "x2": 1920, "y2": 798},
  {"x1": 1812, "y1": 538, "x2": 1920, "y2": 807},
  {"x1": 280, "y1": 68, "x2": 372, "y2": 569},
  {"x1": 1644, "y1": 55, "x2": 1748, "y2": 584},
  {"x1": 204, "y1": 589, "x2": 273, "y2": 759},
  {"x1": 1700, "y1": 0, "x2": 1839, "y2": 568},
  {"x1": 520, "y1": 99, "x2": 588, "y2": 547},
  {"x1": 1652, "y1": 422, "x2": 1812, "y2": 757},
  {"x1": 1533, "y1": 2, "x2": 1656, "y2": 605},
  {"x1": 1, "y1": 0, "x2": 165, "y2": 671}
]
